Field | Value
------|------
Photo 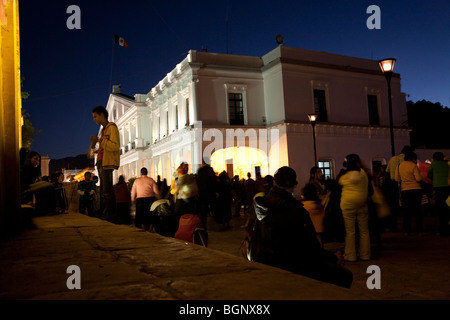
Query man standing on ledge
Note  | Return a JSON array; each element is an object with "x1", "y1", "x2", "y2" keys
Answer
[{"x1": 91, "y1": 106, "x2": 120, "y2": 222}]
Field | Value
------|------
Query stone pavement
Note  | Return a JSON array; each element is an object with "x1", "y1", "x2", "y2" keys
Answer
[
  {"x1": 211, "y1": 212, "x2": 450, "y2": 300},
  {"x1": 0, "y1": 209, "x2": 449, "y2": 302},
  {"x1": 0, "y1": 211, "x2": 359, "y2": 301}
]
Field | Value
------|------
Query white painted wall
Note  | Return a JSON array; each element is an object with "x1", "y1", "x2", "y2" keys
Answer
[{"x1": 107, "y1": 46, "x2": 411, "y2": 190}]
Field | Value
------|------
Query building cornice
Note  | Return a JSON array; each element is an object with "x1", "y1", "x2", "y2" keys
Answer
[
  {"x1": 267, "y1": 120, "x2": 411, "y2": 138},
  {"x1": 151, "y1": 127, "x2": 194, "y2": 156}
]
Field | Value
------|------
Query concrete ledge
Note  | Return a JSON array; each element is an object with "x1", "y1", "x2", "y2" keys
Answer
[{"x1": 0, "y1": 212, "x2": 368, "y2": 300}]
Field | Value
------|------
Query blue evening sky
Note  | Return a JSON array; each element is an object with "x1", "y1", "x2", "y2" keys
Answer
[{"x1": 20, "y1": 0, "x2": 450, "y2": 159}]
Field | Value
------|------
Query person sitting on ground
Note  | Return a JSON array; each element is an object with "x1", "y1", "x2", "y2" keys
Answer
[
  {"x1": 78, "y1": 171, "x2": 96, "y2": 217},
  {"x1": 242, "y1": 175, "x2": 274, "y2": 234},
  {"x1": 174, "y1": 212, "x2": 207, "y2": 246},
  {"x1": 247, "y1": 166, "x2": 353, "y2": 288},
  {"x1": 20, "y1": 150, "x2": 42, "y2": 205},
  {"x1": 52, "y1": 171, "x2": 68, "y2": 214}
]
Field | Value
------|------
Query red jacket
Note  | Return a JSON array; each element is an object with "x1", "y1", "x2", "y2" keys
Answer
[
  {"x1": 114, "y1": 182, "x2": 131, "y2": 203},
  {"x1": 175, "y1": 214, "x2": 204, "y2": 242}
]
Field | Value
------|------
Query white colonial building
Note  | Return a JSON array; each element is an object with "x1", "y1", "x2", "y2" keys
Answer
[{"x1": 103, "y1": 45, "x2": 410, "y2": 196}]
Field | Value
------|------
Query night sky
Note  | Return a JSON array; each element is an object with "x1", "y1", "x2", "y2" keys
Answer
[{"x1": 19, "y1": 0, "x2": 450, "y2": 160}]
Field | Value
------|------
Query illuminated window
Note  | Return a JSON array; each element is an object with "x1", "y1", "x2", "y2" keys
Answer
[
  {"x1": 185, "y1": 98, "x2": 190, "y2": 126},
  {"x1": 225, "y1": 84, "x2": 247, "y2": 125},
  {"x1": 166, "y1": 110, "x2": 169, "y2": 136},
  {"x1": 175, "y1": 105, "x2": 179, "y2": 130},
  {"x1": 318, "y1": 160, "x2": 333, "y2": 180},
  {"x1": 156, "y1": 116, "x2": 160, "y2": 140}
]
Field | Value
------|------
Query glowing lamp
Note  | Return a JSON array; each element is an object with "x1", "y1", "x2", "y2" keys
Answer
[
  {"x1": 308, "y1": 114, "x2": 319, "y2": 123},
  {"x1": 308, "y1": 114, "x2": 319, "y2": 165},
  {"x1": 378, "y1": 58, "x2": 397, "y2": 156},
  {"x1": 378, "y1": 58, "x2": 396, "y2": 73}
]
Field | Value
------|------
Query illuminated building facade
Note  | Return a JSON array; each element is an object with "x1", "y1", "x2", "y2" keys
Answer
[{"x1": 105, "y1": 46, "x2": 410, "y2": 195}]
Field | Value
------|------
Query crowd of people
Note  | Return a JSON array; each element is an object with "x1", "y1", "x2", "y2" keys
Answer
[
  {"x1": 20, "y1": 141, "x2": 450, "y2": 290},
  {"x1": 20, "y1": 102, "x2": 449, "y2": 290}
]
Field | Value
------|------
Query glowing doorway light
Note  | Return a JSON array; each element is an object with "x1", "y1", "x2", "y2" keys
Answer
[{"x1": 209, "y1": 146, "x2": 268, "y2": 179}]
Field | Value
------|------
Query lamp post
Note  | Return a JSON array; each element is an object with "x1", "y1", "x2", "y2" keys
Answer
[
  {"x1": 379, "y1": 58, "x2": 396, "y2": 157},
  {"x1": 308, "y1": 114, "x2": 319, "y2": 165}
]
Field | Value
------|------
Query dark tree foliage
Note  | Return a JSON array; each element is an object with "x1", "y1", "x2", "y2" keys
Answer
[{"x1": 406, "y1": 100, "x2": 450, "y2": 149}]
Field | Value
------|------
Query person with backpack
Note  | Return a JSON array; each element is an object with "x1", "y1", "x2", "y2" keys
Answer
[{"x1": 247, "y1": 166, "x2": 352, "y2": 288}]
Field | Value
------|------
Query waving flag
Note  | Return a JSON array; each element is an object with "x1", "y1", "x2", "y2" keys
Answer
[{"x1": 114, "y1": 34, "x2": 129, "y2": 48}]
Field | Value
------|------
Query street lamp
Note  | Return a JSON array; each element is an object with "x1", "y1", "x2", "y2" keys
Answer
[
  {"x1": 379, "y1": 58, "x2": 396, "y2": 157},
  {"x1": 308, "y1": 113, "x2": 319, "y2": 165}
]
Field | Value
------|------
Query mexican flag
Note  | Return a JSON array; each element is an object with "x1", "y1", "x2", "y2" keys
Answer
[{"x1": 114, "y1": 34, "x2": 129, "y2": 48}]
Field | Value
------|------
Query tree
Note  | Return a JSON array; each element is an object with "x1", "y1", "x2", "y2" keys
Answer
[
  {"x1": 20, "y1": 77, "x2": 40, "y2": 151},
  {"x1": 406, "y1": 100, "x2": 450, "y2": 149}
]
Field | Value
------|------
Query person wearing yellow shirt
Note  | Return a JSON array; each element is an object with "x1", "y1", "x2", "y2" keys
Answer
[
  {"x1": 338, "y1": 154, "x2": 371, "y2": 262},
  {"x1": 91, "y1": 106, "x2": 120, "y2": 222},
  {"x1": 395, "y1": 152, "x2": 423, "y2": 235}
]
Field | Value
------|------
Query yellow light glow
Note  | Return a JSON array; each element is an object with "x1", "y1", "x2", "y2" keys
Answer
[
  {"x1": 72, "y1": 169, "x2": 92, "y2": 182},
  {"x1": 382, "y1": 63, "x2": 391, "y2": 71},
  {"x1": 209, "y1": 146, "x2": 268, "y2": 179},
  {"x1": 379, "y1": 58, "x2": 396, "y2": 73}
]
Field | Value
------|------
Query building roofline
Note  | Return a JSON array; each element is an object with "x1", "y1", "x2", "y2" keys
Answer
[
  {"x1": 147, "y1": 45, "x2": 401, "y2": 98},
  {"x1": 262, "y1": 45, "x2": 400, "y2": 77},
  {"x1": 111, "y1": 92, "x2": 135, "y2": 101}
]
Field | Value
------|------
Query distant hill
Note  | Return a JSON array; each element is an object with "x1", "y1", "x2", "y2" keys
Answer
[{"x1": 49, "y1": 154, "x2": 94, "y2": 174}]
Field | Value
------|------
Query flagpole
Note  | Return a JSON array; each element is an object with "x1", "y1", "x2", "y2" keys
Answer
[
  {"x1": 109, "y1": 34, "x2": 116, "y2": 93},
  {"x1": 225, "y1": 0, "x2": 229, "y2": 54}
]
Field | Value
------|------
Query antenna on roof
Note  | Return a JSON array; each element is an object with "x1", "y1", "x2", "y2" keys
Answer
[
  {"x1": 201, "y1": 45, "x2": 208, "y2": 52},
  {"x1": 226, "y1": 0, "x2": 231, "y2": 54}
]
